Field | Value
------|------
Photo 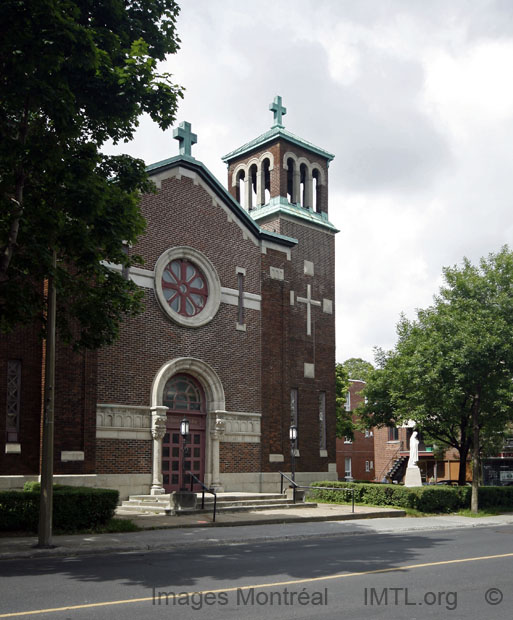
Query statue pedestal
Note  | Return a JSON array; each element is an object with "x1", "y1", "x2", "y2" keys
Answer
[
  {"x1": 171, "y1": 491, "x2": 197, "y2": 511},
  {"x1": 404, "y1": 466, "x2": 422, "y2": 487}
]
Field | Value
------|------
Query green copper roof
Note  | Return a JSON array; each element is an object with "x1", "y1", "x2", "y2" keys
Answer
[
  {"x1": 222, "y1": 126, "x2": 335, "y2": 163},
  {"x1": 250, "y1": 196, "x2": 339, "y2": 233}
]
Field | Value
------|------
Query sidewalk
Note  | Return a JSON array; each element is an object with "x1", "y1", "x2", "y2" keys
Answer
[
  {"x1": 0, "y1": 503, "x2": 400, "y2": 560},
  {"x1": 2, "y1": 504, "x2": 513, "y2": 561}
]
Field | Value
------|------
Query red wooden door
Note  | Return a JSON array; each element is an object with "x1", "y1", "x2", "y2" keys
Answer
[
  {"x1": 162, "y1": 414, "x2": 206, "y2": 492},
  {"x1": 161, "y1": 374, "x2": 206, "y2": 492}
]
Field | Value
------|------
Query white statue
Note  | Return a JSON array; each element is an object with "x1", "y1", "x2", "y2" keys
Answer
[{"x1": 408, "y1": 431, "x2": 419, "y2": 468}]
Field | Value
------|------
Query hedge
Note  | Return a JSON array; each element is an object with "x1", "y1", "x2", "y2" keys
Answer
[
  {"x1": 309, "y1": 481, "x2": 513, "y2": 513},
  {"x1": 0, "y1": 485, "x2": 119, "y2": 532}
]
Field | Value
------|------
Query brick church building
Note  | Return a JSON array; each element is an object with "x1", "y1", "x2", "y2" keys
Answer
[{"x1": 1, "y1": 97, "x2": 339, "y2": 499}]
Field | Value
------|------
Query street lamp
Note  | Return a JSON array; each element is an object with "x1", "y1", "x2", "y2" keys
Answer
[
  {"x1": 433, "y1": 443, "x2": 438, "y2": 484},
  {"x1": 180, "y1": 417, "x2": 190, "y2": 490},
  {"x1": 289, "y1": 424, "x2": 298, "y2": 483}
]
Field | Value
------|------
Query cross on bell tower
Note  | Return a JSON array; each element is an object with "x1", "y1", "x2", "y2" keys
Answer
[
  {"x1": 269, "y1": 95, "x2": 287, "y2": 128},
  {"x1": 173, "y1": 121, "x2": 197, "y2": 157}
]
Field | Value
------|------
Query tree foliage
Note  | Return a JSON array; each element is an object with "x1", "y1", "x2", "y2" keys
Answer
[
  {"x1": 342, "y1": 357, "x2": 374, "y2": 382},
  {"x1": 335, "y1": 363, "x2": 352, "y2": 439},
  {"x1": 0, "y1": 0, "x2": 184, "y2": 348},
  {"x1": 361, "y1": 247, "x2": 513, "y2": 497}
]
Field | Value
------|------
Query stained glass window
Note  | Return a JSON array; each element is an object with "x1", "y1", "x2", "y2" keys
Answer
[
  {"x1": 161, "y1": 258, "x2": 208, "y2": 317},
  {"x1": 163, "y1": 374, "x2": 203, "y2": 411},
  {"x1": 6, "y1": 360, "x2": 21, "y2": 442},
  {"x1": 319, "y1": 392, "x2": 326, "y2": 450}
]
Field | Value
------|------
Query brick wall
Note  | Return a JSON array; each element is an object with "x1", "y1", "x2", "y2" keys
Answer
[
  {"x1": 335, "y1": 380, "x2": 375, "y2": 481},
  {"x1": 373, "y1": 426, "x2": 409, "y2": 482},
  {"x1": 259, "y1": 216, "x2": 336, "y2": 475},
  {"x1": 0, "y1": 323, "x2": 43, "y2": 475},
  {"x1": 96, "y1": 438, "x2": 152, "y2": 474},
  {"x1": 220, "y1": 442, "x2": 260, "y2": 473},
  {"x1": 98, "y1": 174, "x2": 262, "y2": 415},
  {"x1": 53, "y1": 344, "x2": 97, "y2": 474}
]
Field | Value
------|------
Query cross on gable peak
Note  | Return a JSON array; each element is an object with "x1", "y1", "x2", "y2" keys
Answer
[
  {"x1": 269, "y1": 95, "x2": 287, "y2": 128},
  {"x1": 173, "y1": 121, "x2": 197, "y2": 157}
]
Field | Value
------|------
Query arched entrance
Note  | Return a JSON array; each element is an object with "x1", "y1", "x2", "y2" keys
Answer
[
  {"x1": 150, "y1": 357, "x2": 226, "y2": 495},
  {"x1": 162, "y1": 373, "x2": 206, "y2": 492}
]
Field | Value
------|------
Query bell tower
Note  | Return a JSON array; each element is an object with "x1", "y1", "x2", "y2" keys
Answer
[
  {"x1": 222, "y1": 97, "x2": 339, "y2": 482},
  {"x1": 223, "y1": 95, "x2": 335, "y2": 220}
]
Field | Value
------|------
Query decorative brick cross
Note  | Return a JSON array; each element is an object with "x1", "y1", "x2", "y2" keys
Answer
[
  {"x1": 297, "y1": 284, "x2": 321, "y2": 336},
  {"x1": 269, "y1": 95, "x2": 287, "y2": 128},
  {"x1": 173, "y1": 121, "x2": 197, "y2": 157}
]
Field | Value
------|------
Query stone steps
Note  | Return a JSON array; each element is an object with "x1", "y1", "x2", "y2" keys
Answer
[{"x1": 117, "y1": 492, "x2": 316, "y2": 516}]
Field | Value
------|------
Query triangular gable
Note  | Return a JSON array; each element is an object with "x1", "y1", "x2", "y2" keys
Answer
[{"x1": 146, "y1": 155, "x2": 298, "y2": 251}]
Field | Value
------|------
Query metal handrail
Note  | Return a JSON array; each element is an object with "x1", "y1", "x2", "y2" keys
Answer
[
  {"x1": 279, "y1": 471, "x2": 298, "y2": 505},
  {"x1": 278, "y1": 472, "x2": 355, "y2": 513},
  {"x1": 187, "y1": 472, "x2": 217, "y2": 522}
]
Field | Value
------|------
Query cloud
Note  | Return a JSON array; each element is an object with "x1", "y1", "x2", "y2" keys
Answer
[{"x1": 104, "y1": 0, "x2": 513, "y2": 364}]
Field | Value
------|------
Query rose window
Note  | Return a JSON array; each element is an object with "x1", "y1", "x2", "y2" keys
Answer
[{"x1": 161, "y1": 259, "x2": 209, "y2": 317}]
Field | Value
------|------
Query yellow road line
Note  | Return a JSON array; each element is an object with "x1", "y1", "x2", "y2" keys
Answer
[{"x1": 1, "y1": 551, "x2": 513, "y2": 618}]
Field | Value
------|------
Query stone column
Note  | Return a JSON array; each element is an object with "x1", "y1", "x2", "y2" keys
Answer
[
  {"x1": 256, "y1": 164, "x2": 265, "y2": 207},
  {"x1": 150, "y1": 406, "x2": 168, "y2": 495},
  {"x1": 210, "y1": 415, "x2": 225, "y2": 491},
  {"x1": 244, "y1": 177, "x2": 252, "y2": 210},
  {"x1": 304, "y1": 170, "x2": 313, "y2": 209}
]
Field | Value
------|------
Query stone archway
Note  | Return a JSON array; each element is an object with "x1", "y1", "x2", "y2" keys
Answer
[{"x1": 149, "y1": 358, "x2": 226, "y2": 495}]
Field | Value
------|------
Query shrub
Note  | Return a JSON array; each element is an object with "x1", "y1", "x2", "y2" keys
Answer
[
  {"x1": 0, "y1": 486, "x2": 119, "y2": 532},
  {"x1": 479, "y1": 486, "x2": 513, "y2": 510},
  {"x1": 310, "y1": 481, "x2": 478, "y2": 513}
]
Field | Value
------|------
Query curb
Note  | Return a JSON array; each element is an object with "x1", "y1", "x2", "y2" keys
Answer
[{"x1": 131, "y1": 509, "x2": 407, "y2": 530}]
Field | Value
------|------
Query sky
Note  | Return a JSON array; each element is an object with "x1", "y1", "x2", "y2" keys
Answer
[{"x1": 106, "y1": 0, "x2": 513, "y2": 364}]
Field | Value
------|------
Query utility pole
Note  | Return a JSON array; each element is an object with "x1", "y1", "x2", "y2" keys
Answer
[
  {"x1": 38, "y1": 250, "x2": 56, "y2": 547},
  {"x1": 471, "y1": 390, "x2": 481, "y2": 514}
]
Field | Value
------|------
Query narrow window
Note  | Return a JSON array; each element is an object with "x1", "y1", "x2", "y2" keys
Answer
[
  {"x1": 345, "y1": 457, "x2": 352, "y2": 479},
  {"x1": 344, "y1": 436, "x2": 352, "y2": 444},
  {"x1": 236, "y1": 170, "x2": 246, "y2": 208},
  {"x1": 249, "y1": 164, "x2": 258, "y2": 210},
  {"x1": 237, "y1": 272, "x2": 245, "y2": 326},
  {"x1": 6, "y1": 360, "x2": 21, "y2": 442},
  {"x1": 388, "y1": 426, "x2": 399, "y2": 441},
  {"x1": 365, "y1": 461, "x2": 370, "y2": 472},
  {"x1": 286, "y1": 158, "x2": 295, "y2": 203},
  {"x1": 264, "y1": 159, "x2": 271, "y2": 204},
  {"x1": 345, "y1": 391, "x2": 351, "y2": 412},
  {"x1": 319, "y1": 392, "x2": 326, "y2": 451},
  {"x1": 290, "y1": 388, "x2": 298, "y2": 443}
]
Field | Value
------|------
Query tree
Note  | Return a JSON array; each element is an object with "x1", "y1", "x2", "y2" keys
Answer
[
  {"x1": 0, "y1": 0, "x2": 184, "y2": 347},
  {"x1": 361, "y1": 247, "x2": 513, "y2": 511},
  {"x1": 342, "y1": 357, "x2": 374, "y2": 382}
]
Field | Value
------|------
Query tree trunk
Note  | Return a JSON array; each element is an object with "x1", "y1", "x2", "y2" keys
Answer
[
  {"x1": 457, "y1": 443, "x2": 469, "y2": 486},
  {"x1": 0, "y1": 188, "x2": 24, "y2": 282}
]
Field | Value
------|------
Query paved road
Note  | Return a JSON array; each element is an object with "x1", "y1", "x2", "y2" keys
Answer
[{"x1": 1, "y1": 520, "x2": 513, "y2": 619}]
